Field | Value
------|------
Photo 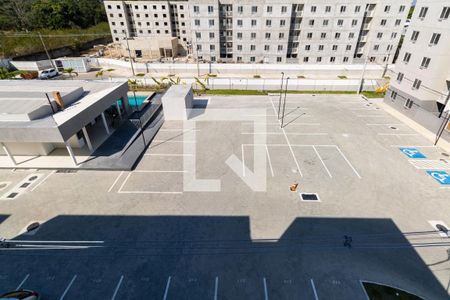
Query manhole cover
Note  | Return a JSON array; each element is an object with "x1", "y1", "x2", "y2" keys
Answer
[
  {"x1": 390, "y1": 126, "x2": 397, "y2": 130},
  {"x1": 299, "y1": 193, "x2": 320, "y2": 201},
  {"x1": 20, "y1": 182, "x2": 30, "y2": 188},
  {"x1": 7, "y1": 193, "x2": 18, "y2": 199},
  {"x1": 28, "y1": 176, "x2": 38, "y2": 181},
  {"x1": 26, "y1": 222, "x2": 40, "y2": 232},
  {"x1": 442, "y1": 153, "x2": 449, "y2": 157}
]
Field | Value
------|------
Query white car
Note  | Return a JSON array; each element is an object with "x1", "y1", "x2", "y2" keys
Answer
[{"x1": 39, "y1": 68, "x2": 58, "y2": 79}]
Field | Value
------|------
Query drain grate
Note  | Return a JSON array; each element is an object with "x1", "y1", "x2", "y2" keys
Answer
[
  {"x1": 299, "y1": 193, "x2": 320, "y2": 201},
  {"x1": 7, "y1": 193, "x2": 18, "y2": 199},
  {"x1": 20, "y1": 183, "x2": 31, "y2": 188}
]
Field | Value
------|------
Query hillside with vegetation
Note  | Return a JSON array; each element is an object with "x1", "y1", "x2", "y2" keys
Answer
[{"x1": 0, "y1": 0, "x2": 110, "y2": 58}]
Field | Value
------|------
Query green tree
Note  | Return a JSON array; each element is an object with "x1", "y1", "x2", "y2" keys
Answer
[{"x1": 63, "y1": 67, "x2": 78, "y2": 80}]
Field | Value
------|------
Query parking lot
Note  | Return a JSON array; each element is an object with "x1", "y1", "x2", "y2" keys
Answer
[{"x1": 0, "y1": 94, "x2": 449, "y2": 299}]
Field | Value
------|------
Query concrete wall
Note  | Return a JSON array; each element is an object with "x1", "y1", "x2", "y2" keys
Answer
[
  {"x1": 0, "y1": 142, "x2": 55, "y2": 156},
  {"x1": 10, "y1": 60, "x2": 53, "y2": 71}
]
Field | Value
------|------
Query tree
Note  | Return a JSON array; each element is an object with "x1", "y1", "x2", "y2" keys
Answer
[
  {"x1": 63, "y1": 67, "x2": 78, "y2": 80},
  {"x1": 0, "y1": 68, "x2": 24, "y2": 79},
  {"x1": 95, "y1": 70, "x2": 104, "y2": 79}
]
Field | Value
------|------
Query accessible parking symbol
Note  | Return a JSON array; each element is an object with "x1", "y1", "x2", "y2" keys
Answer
[
  {"x1": 399, "y1": 148, "x2": 427, "y2": 159},
  {"x1": 426, "y1": 171, "x2": 450, "y2": 185}
]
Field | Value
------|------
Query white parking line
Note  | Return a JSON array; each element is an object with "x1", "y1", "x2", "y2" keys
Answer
[
  {"x1": 163, "y1": 276, "x2": 172, "y2": 300},
  {"x1": 16, "y1": 274, "x2": 29, "y2": 290},
  {"x1": 242, "y1": 122, "x2": 321, "y2": 126},
  {"x1": 377, "y1": 133, "x2": 418, "y2": 136},
  {"x1": 108, "y1": 171, "x2": 124, "y2": 193},
  {"x1": 366, "y1": 123, "x2": 403, "y2": 126},
  {"x1": 356, "y1": 115, "x2": 388, "y2": 118},
  {"x1": 312, "y1": 146, "x2": 332, "y2": 178},
  {"x1": 241, "y1": 132, "x2": 328, "y2": 136},
  {"x1": 117, "y1": 172, "x2": 132, "y2": 193},
  {"x1": 310, "y1": 279, "x2": 319, "y2": 300},
  {"x1": 59, "y1": 275, "x2": 77, "y2": 300},
  {"x1": 335, "y1": 146, "x2": 362, "y2": 179},
  {"x1": 242, "y1": 144, "x2": 245, "y2": 177},
  {"x1": 265, "y1": 146, "x2": 275, "y2": 177},
  {"x1": 214, "y1": 277, "x2": 219, "y2": 300},
  {"x1": 263, "y1": 277, "x2": 269, "y2": 300},
  {"x1": 30, "y1": 171, "x2": 55, "y2": 192},
  {"x1": 144, "y1": 153, "x2": 193, "y2": 156},
  {"x1": 111, "y1": 275, "x2": 124, "y2": 300}
]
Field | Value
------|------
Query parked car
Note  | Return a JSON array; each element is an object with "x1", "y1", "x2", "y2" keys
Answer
[
  {"x1": 39, "y1": 68, "x2": 58, "y2": 79},
  {"x1": 0, "y1": 290, "x2": 40, "y2": 300}
]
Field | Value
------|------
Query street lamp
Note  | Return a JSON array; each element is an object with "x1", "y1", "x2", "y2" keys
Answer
[
  {"x1": 194, "y1": 32, "x2": 200, "y2": 77},
  {"x1": 278, "y1": 72, "x2": 285, "y2": 119},
  {"x1": 123, "y1": 33, "x2": 136, "y2": 76},
  {"x1": 281, "y1": 77, "x2": 290, "y2": 128}
]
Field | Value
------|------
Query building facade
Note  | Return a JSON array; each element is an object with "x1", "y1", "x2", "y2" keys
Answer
[
  {"x1": 105, "y1": 0, "x2": 410, "y2": 64},
  {"x1": 384, "y1": 0, "x2": 450, "y2": 139}
]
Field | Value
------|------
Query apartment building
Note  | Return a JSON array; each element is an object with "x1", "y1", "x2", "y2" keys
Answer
[
  {"x1": 104, "y1": 0, "x2": 410, "y2": 64},
  {"x1": 384, "y1": 0, "x2": 450, "y2": 139}
]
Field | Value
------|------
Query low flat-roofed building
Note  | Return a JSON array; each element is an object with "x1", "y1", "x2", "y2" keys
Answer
[{"x1": 0, "y1": 80, "x2": 131, "y2": 167}]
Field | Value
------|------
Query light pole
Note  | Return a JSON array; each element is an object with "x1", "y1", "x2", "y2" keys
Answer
[
  {"x1": 357, "y1": 41, "x2": 372, "y2": 95},
  {"x1": 382, "y1": 46, "x2": 393, "y2": 78},
  {"x1": 38, "y1": 32, "x2": 56, "y2": 69},
  {"x1": 278, "y1": 72, "x2": 285, "y2": 119},
  {"x1": 195, "y1": 32, "x2": 200, "y2": 77},
  {"x1": 281, "y1": 77, "x2": 290, "y2": 128},
  {"x1": 124, "y1": 33, "x2": 136, "y2": 76}
]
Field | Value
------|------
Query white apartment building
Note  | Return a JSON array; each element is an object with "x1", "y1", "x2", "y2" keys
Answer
[
  {"x1": 105, "y1": 0, "x2": 410, "y2": 64},
  {"x1": 384, "y1": 0, "x2": 450, "y2": 140}
]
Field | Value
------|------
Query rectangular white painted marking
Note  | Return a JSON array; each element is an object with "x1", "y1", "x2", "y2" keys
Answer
[
  {"x1": 59, "y1": 275, "x2": 77, "y2": 300},
  {"x1": 310, "y1": 279, "x2": 319, "y2": 300},
  {"x1": 263, "y1": 277, "x2": 269, "y2": 300},
  {"x1": 409, "y1": 160, "x2": 450, "y2": 170},
  {"x1": 108, "y1": 171, "x2": 124, "y2": 193},
  {"x1": 214, "y1": 277, "x2": 219, "y2": 300},
  {"x1": 312, "y1": 146, "x2": 332, "y2": 178},
  {"x1": 117, "y1": 172, "x2": 132, "y2": 194},
  {"x1": 30, "y1": 171, "x2": 55, "y2": 192},
  {"x1": 428, "y1": 220, "x2": 450, "y2": 238},
  {"x1": 163, "y1": 276, "x2": 172, "y2": 300},
  {"x1": 16, "y1": 274, "x2": 30, "y2": 290},
  {"x1": 111, "y1": 275, "x2": 124, "y2": 300},
  {"x1": 265, "y1": 145, "x2": 275, "y2": 177}
]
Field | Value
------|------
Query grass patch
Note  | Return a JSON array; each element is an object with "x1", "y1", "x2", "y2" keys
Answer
[
  {"x1": 362, "y1": 91, "x2": 386, "y2": 98},
  {"x1": 338, "y1": 75, "x2": 348, "y2": 79},
  {"x1": 0, "y1": 22, "x2": 111, "y2": 58}
]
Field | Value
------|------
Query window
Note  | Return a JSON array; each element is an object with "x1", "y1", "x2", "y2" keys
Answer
[
  {"x1": 237, "y1": 32, "x2": 243, "y2": 39},
  {"x1": 238, "y1": 6, "x2": 243, "y2": 13},
  {"x1": 279, "y1": 33, "x2": 284, "y2": 39},
  {"x1": 211, "y1": 56, "x2": 216, "y2": 62},
  {"x1": 403, "y1": 52, "x2": 411, "y2": 63},
  {"x1": 381, "y1": 19, "x2": 387, "y2": 26},
  {"x1": 265, "y1": 32, "x2": 271, "y2": 39},
  {"x1": 325, "y1": 6, "x2": 331, "y2": 13},
  {"x1": 320, "y1": 33, "x2": 326, "y2": 39},
  {"x1": 391, "y1": 90, "x2": 397, "y2": 100},
  {"x1": 107, "y1": 5, "x2": 112, "y2": 9},
  {"x1": 180, "y1": 5, "x2": 184, "y2": 10},
  {"x1": 277, "y1": 45, "x2": 283, "y2": 51},
  {"x1": 307, "y1": 32, "x2": 313, "y2": 39},
  {"x1": 303, "y1": 57, "x2": 309, "y2": 62},
  {"x1": 250, "y1": 57, "x2": 255, "y2": 62},
  {"x1": 340, "y1": 5, "x2": 346, "y2": 13},
  {"x1": 384, "y1": 5, "x2": 390, "y2": 13},
  {"x1": 309, "y1": 20, "x2": 314, "y2": 26},
  {"x1": 335, "y1": 33, "x2": 340, "y2": 39},
  {"x1": 391, "y1": 32, "x2": 397, "y2": 39},
  {"x1": 343, "y1": 57, "x2": 349, "y2": 62},
  {"x1": 281, "y1": 6, "x2": 287, "y2": 13},
  {"x1": 404, "y1": 99, "x2": 413, "y2": 109},
  {"x1": 412, "y1": 79, "x2": 421, "y2": 90},
  {"x1": 355, "y1": 6, "x2": 361, "y2": 13},
  {"x1": 264, "y1": 45, "x2": 270, "y2": 51},
  {"x1": 266, "y1": 20, "x2": 272, "y2": 26},
  {"x1": 399, "y1": 6, "x2": 406, "y2": 13},
  {"x1": 430, "y1": 33, "x2": 441, "y2": 45},
  {"x1": 210, "y1": 45, "x2": 215, "y2": 51},
  {"x1": 418, "y1": 7, "x2": 428, "y2": 19},
  {"x1": 318, "y1": 45, "x2": 324, "y2": 51},
  {"x1": 411, "y1": 30, "x2": 419, "y2": 42},
  {"x1": 316, "y1": 57, "x2": 322, "y2": 62},
  {"x1": 330, "y1": 57, "x2": 335, "y2": 63},
  {"x1": 349, "y1": 32, "x2": 354, "y2": 39},
  {"x1": 352, "y1": 20, "x2": 358, "y2": 26},
  {"x1": 134, "y1": 5, "x2": 138, "y2": 9},
  {"x1": 237, "y1": 19, "x2": 243, "y2": 27},
  {"x1": 420, "y1": 57, "x2": 431, "y2": 69},
  {"x1": 117, "y1": 5, "x2": 121, "y2": 9},
  {"x1": 154, "y1": 14, "x2": 158, "y2": 18},
  {"x1": 397, "y1": 72, "x2": 404, "y2": 82},
  {"x1": 305, "y1": 45, "x2": 311, "y2": 51},
  {"x1": 209, "y1": 19, "x2": 214, "y2": 26},
  {"x1": 111, "y1": 21, "x2": 115, "y2": 26},
  {"x1": 373, "y1": 45, "x2": 379, "y2": 51},
  {"x1": 251, "y1": 32, "x2": 256, "y2": 39},
  {"x1": 323, "y1": 20, "x2": 329, "y2": 26},
  {"x1": 195, "y1": 20, "x2": 200, "y2": 26},
  {"x1": 377, "y1": 32, "x2": 383, "y2": 39},
  {"x1": 208, "y1": 6, "x2": 214, "y2": 13},
  {"x1": 394, "y1": 19, "x2": 401, "y2": 26},
  {"x1": 440, "y1": 7, "x2": 450, "y2": 20},
  {"x1": 251, "y1": 20, "x2": 257, "y2": 26},
  {"x1": 332, "y1": 45, "x2": 338, "y2": 51},
  {"x1": 237, "y1": 45, "x2": 242, "y2": 51},
  {"x1": 346, "y1": 45, "x2": 351, "y2": 51},
  {"x1": 209, "y1": 32, "x2": 215, "y2": 39},
  {"x1": 277, "y1": 57, "x2": 282, "y2": 62},
  {"x1": 311, "y1": 6, "x2": 316, "y2": 13},
  {"x1": 252, "y1": 6, "x2": 258, "y2": 13},
  {"x1": 280, "y1": 20, "x2": 286, "y2": 26},
  {"x1": 337, "y1": 19, "x2": 343, "y2": 26},
  {"x1": 197, "y1": 45, "x2": 202, "y2": 51},
  {"x1": 237, "y1": 56, "x2": 242, "y2": 62},
  {"x1": 193, "y1": 6, "x2": 199, "y2": 13},
  {"x1": 267, "y1": 6, "x2": 272, "y2": 13},
  {"x1": 118, "y1": 13, "x2": 123, "y2": 17}
]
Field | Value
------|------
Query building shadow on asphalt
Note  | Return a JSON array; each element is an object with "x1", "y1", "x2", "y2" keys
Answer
[{"x1": 2, "y1": 216, "x2": 449, "y2": 299}]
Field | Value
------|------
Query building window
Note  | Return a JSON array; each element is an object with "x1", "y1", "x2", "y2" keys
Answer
[
  {"x1": 250, "y1": 57, "x2": 256, "y2": 62},
  {"x1": 377, "y1": 32, "x2": 383, "y2": 39},
  {"x1": 209, "y1": 19, "x2": 214, "y2": 26},
  {"x1": 277, "y1": 45, "x2": 283, "y2": 51},
  {"x1": 320, "y1": 33, "x2": 326, "y2": 39},
  {"x1": 237, "y1": 19, "x2": 243, "y2": 27},
  {"x1": 279, "y1": 33, "x2": 284, "y2": 39},
  {"x1": 267, "y1": 6, "x2": 272, "y2": 13},
  {"x1": 265, "y1": 33, "x2": 271, "y2": 39},
  {"x1": 323, "y1": 20, "x2": 329, "y2": 26},
  {"x1": 337, "y1": 19, "x2": 343, "y2": 26},
  {"x1": 373, "y1": 45, "x2": 379, "y2": 51},
  {"x1": 237, "y1": 32, "x2": 243, "y2": 39},
  {"x1": 264, "y1": 45, "x2": 270, "y2": 51},
  {"x1": 117, "y1": 5, "x2": 121, "y2": 9},
  {"x1": 330, "y1": 57, "x2": 335, "y2": 62},
  {"x1": 237, "y1": 56, "x2": 242, "y2": 62},
  {"x1": 332, "y1": 45, "x2": 338, "y2": 51},
  {"x1": 211, "y1": 56, "x2": 216, "y2": 62},
  {"x1": 311, "y1": 6, "x2": 316, "y2": 13},
  {"x1": 251, "y1": 32, "x2": 256, "y2": 39},
  {"x1": 252, "y1": 6, "x2": 258, "y2": 13},
  {"x1": 317, "y1": 57, "x2": 322, "y2": 62},
  {"x1": 349, "y1": 33, "x2": 354, "y2": 39},
  {"x1": 195, "y1": 20, "x2": 200, "y2": 26},
  {"x1": 391, "y1": 91, "x2": 397, "y2": 100},
  {"x1": 266, "y1": 20, "x2": 272, "y2": 26},
  {"x1": 304, "y1": 57, "x2": 309, "y2": 62},
  {"x1": 391, "y1": 32, "x2": 397, "y2": 39},
  {"x1": 335, "y1": 33, "x2": 340, "y2": 39},
  {"x1": 197, "y1": 45, "x2": 202, "y2": 51},
  {"x1": 381, "y1": 19, "x2": 387, "y2": 26},
  {"x1": 420, "y1": 57, "x2": 431, "y2": 69},
  {"x1": 238, "y1": 6, "x2": 243, "y2": 14},
  {"x1": 403, "y1": 52, "x2": 411, "y2": 63},
  {"x1": 440, "y1": 7, "x2": 450, "y2": 20},
  {"x1": 352, "y1": 20, "x2": 357, "y2": 26},
  {"x1": 277, "y1": 57, "x2": 282, "y2": 62},
  {"x1": 318, "y1": 45, "x2": 324, "y2": 51},
  {"x1": 399, "y1": 5, "x2": 406, "y2": 13},
  {"x1": 430, "y1": 33, "x2": 441, "y2": 45},
  {"x1": 280, "y1": 20, "x2": 286, "y2": 26},
  {"x1": 395, "y1": 19, "x2": 401, "y2": 26},
  {"x1": 325, "y1": 6, "x2": 331, "y2": 13},
  {"x1": 196, "y1": 32, "x2": 201, "y2": 39},
  {"x1": 309, "y1": 20, "x2": 314, "y2": 26},
  {"x1": 418, "y1": 7, "x2": 428, "y2": 19},
  {"x1": 209, "y1": 32, "x2": 215, "y2": 39},
  {"x1": 210, "y1": 45, "x2": 215, "y2": 51},
  {"x1": 404, "y1": 99, "x2": 413, "y2": 109},
  {"x1": 340, "y1": 5, "x2": 346, "y2": 13},
  {"x1": 208, "y1": 6, "x2": 214, "y2": 13},
  {"x1": 193, "y1": 6, "x2": 199, "y2": 13},
  {"x1": 305, "y1": 45, "x2": 311, "y2": 51},
  {"x1": 411, "y1": 30, "x2": 419, "y2": 42},
  {"x1": 307, "y1": 33, "x2": 313, "y2": 39},
  {"x1": 397, "y1": 72, "x2": 404, "y2": 82},
  {"x1": 237, "y1": 45, "x2": 242, "y2": 51},
  {"x1": 355, "y1": 6, "x2": 361, "y2": 13},
  {"x1": 343, "y1": 57, "x2": 349, "y2": 62},
  {"x1": 384, "y1": 5, "x2": 390, "y2": 13},
  {"x1": 281, "y1": 6, "x2": 287, "y2": 13},
  {"x1": 251, "y1": 20, "x2": 257, "y2": 26},
  {"x1": 346, "y1": 45, "x2": 351, "y2": 51}
]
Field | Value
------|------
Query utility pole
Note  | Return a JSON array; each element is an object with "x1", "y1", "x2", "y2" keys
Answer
[
  {"x1": 357, "y1": 41, "x2": 371, "y2": 95},
  {"x1": 195, "y1": 32, "x2": 200, "y2": 77},
  {"x1": 382, "y1": 47, "x2": 393, "y2": 78},
  {"x1": 281, "y1": 77, "x2": 290, "y2": 128},
  {"x1": 124, "y1": 33, "x2": 135, "y2": 76},
  {"x1": 38, "y1": 32, "x2": 56, "y2": 69},
  {"x1": 278, "y1": 72, "x2": 285, "y2": 119}
]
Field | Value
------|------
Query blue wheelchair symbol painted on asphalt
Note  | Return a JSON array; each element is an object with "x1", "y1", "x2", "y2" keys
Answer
[
  {"x1": 399, "y1": 148, "x2": 427, "y2": 159},
  {"x1": 426, "y1": 171, "x2": 450, "y2": 185}
]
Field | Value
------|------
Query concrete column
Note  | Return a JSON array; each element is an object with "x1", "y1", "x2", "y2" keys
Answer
[
  {"x1": 116, "y1": 102, "x2": 122, "y2": 119},
  {"x1": 1, "y1": 142, "x2": 16, "y2": 166},
  {"x1": 101, "y1": 112, "x2": 110, "y2": 135},
  {"x1": 64, "y1": 142, "x2": 77, "y2": 166},
  {"x1": 82, "y1": 127, "x2": 93, "y2": 152}
]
